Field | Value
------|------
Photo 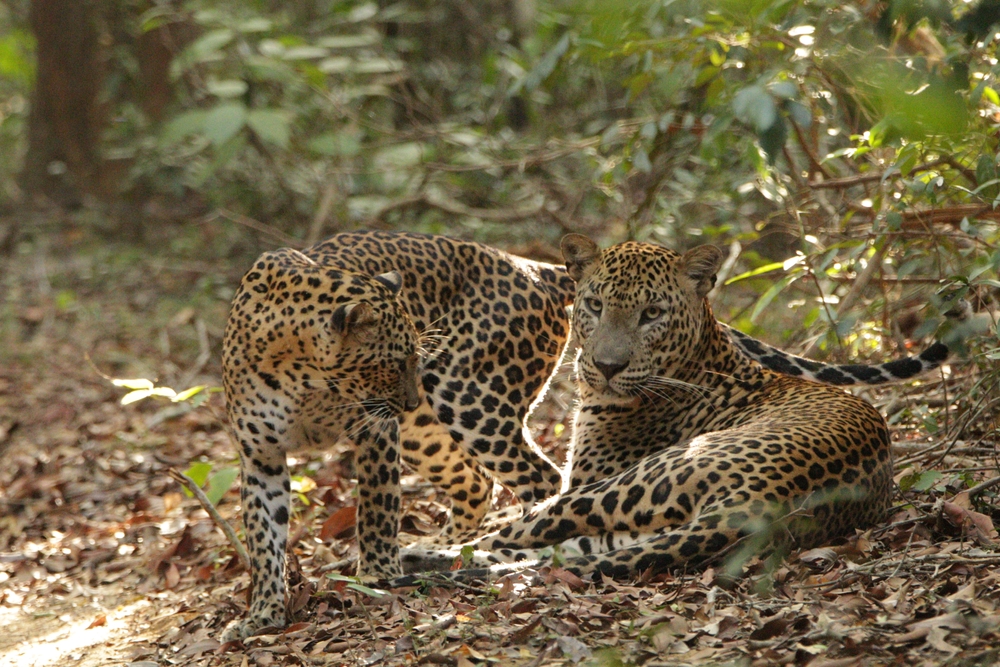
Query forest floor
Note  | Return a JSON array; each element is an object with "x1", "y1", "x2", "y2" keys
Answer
[{"x1": 2, "y1": 222, "x2": 999, "y2": 667}]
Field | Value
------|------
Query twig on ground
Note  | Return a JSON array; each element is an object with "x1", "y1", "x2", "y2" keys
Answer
[
  {"x1": 169, "y1": 468, "x2": 250, "y2": 570},
  {"x1": 288, "y1": 506, "x2": 317, "y2": 550},
  {"x1": 317, "y1": 558, "x2": 355, "y2": 574},
  {"x1": 965, "y1": 475, "x2": 1000, "y2": 500}
]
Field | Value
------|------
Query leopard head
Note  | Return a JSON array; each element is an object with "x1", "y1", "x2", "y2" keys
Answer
[
  {"x1": 233, "y1": 250, "x2": 422, "y2": 418},
  {"x1": 316, "y1": 269, "x2": 422, "y2": 417},
  {"x1": 561, "y1": 234, "x2": 723, "y2": 401}
]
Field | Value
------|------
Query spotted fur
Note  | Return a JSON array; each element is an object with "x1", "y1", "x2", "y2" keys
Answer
[
  {"x1": 728, "y1": 328, "x2": 948, "y2": 386},
  {"x1": 221, "y1": 234, "x2": 578, "y2": 639},
  {"x1": 222, "y1": 231, "x2": 945, "y2": 636},
  {"x1": 220, "y1": 247, "x2": 423, "y2": 639},
  {"x1": 400, "y1": 236, "x2": 898, "y2": 580}
]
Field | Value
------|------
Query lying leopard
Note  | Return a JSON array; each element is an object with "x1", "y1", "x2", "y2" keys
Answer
[
  {"x1": 222, "y1": 231, "x2": 948, "y2": 638},
  {"x1": 400, "y1": 234, "x2": 921, "y2": 579}
]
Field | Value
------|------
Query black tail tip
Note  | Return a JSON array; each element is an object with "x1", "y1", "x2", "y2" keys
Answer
[{"x1": 920, "y1": 342, "x2": 950, "y2": 363}]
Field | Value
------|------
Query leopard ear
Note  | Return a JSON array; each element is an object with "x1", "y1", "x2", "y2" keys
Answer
[
  {"x1": 330, "y1": 302, "x2": 377, "y2": 335},
  {"x1": 680, "y1": 245, "x2": 724, "y2": 299},
  {"x1": 373, "y1": 270, "x2": 402, "y2": 296},
  {"x1": 561, "y1": 234, "x2": 602, "y2": 282}
]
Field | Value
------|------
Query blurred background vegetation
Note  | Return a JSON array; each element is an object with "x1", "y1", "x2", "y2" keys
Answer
[{"x1": 0, "y1": 0, "x2": 998, "y2": 404}]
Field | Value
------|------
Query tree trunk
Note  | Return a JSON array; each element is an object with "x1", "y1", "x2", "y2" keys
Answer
[{"x1": 21, "y1": 0, "x2": 107, "y2": 207}]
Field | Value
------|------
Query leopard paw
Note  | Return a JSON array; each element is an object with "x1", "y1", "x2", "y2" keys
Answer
[{"x1": 220, "y1": 612, "x2": 285, "y2": 643}]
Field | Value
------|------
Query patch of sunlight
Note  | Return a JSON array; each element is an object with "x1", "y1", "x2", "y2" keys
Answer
[{"x1": 0, "y1": 599, "x2": 152, "y2": 667}]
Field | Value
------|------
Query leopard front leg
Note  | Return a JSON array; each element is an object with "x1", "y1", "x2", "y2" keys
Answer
[
  {"x1": 222, "y1": 442, "x2": 291, "y2": 641},
  {"x1": 399, "y1": 405, "x2": 493, "y2": 542},
  {"x1": 354, "y1": 418, "x2": 405, "y2": 579}
]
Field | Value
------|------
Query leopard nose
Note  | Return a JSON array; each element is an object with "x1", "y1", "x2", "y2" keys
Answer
[
  {"x1": 405, "y1": 394, "x2": 421, "y2": 412},
  {"x1": 594, "y1": 359, "x2": 629, "y2": 380}
]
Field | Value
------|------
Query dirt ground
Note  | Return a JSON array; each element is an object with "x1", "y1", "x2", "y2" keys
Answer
[{"x1": 2, "y1": 224, "x2": 999, "y2": 667}]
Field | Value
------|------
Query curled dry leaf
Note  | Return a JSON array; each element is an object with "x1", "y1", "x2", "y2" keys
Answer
[
  {"x1": 938, "y1": 499, "x2": 998, "y2": 545},
  {"x1": 798, "y1": 547, "x2": 840, "y2": 571}
]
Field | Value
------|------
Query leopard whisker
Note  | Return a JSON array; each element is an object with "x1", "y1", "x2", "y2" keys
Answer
[
  {"x1": 634, "y1": 385, "x2": 682, "y2": 408},
  {"x1": 644, "y1": 375, "x2": 722, "y2": 398},
  {"x1": 341, "y1": 410, "x2": 384, "y2": 443}
]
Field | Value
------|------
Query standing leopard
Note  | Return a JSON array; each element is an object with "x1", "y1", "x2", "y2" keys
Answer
[
  {"x1": 222, "y1": 248, "x2": 422, "y2": 639},
  {"x1": 400, "y1": 235, "x2": 913, "y2": 579},
  {"x1": 222, "y1": 234, "x2": 576, "y2": 639},
  {"x1": 222, "y1": 231, "x2": 948, "y2": 637}
]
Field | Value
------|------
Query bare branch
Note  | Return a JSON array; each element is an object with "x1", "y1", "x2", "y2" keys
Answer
[
  {"x1": 169, "y1": 468, "x2": 250, "y2": 571},
  {"x1": 202, "y1": 208, "x2": 303, "y2": 248}
]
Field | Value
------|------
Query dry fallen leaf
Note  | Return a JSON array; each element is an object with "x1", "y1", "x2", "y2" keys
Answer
[
  {"x1": 319, "y1": 505, "x2": 357, "y2": 541},
  {"x1": 939, "y1": 500, "x2": 998, "y2": 545}
]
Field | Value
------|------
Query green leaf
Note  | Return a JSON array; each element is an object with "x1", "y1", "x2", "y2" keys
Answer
[
  {"x1": 733, "y1": 85, "x2": 776, "y2": 132},
  {"x1": 184, "y1": 462, "x2": 213, "y2": 490},
  {"x1": 900, "y1": 469, "x2": 943, "y2": 492},
  {"x1": 160, "y1": 110, "x2": 208, "y2": 146},
  {"x1": 460, "y1": 544, "x2": 475, "y2": 566},
  {"x1": 347, "y1": 583, "x2": 390, "y2": 597},
  {"x1": 203, "y1": 102, "x2": 247, "y2": 146},
  {"x1": 750, "y1": 274, "x2": 798, "y2": 323},
  {"x1": 318, "y1": 56, "x2": 353, "y2": 73},
  {"x1": 770, "y1": 80, "x2": 797, "y2": 99},
  {"x1": 758, "y1": 115, "x2": 787, "y2": 162},
  {"x1": 112, "y1": 378, "x2": 155, "y2": 391},
  {"x1": 786, "y1": 100, "x2": 811, "y2": 128},
  {"x1": 205, "y1": 467, "x2": 239, "y2": 505},
  {"x1": 353, "y1": 58, "x2": 403, "y2": 74},
  {"x1": 318, "y1": 34, "x2": 379, "y2": 49},
  {"x1": 121, "y1": 387, "x2": 176, "y2": 405},
  {"x1": 238, "y1": 18, "x2": 273, "y2": 33},
  {"x1": 247, "y1": 109, "x2": 293, "y2": 148},
  {"x1": 509, "y1": 31, "x2": 571, "y2": 95},
  {"x1": 182, "y1": 28, "x2": 236, "y2": 63},
  {"x1": 206, "y1": 79, "x2": 249, "y2": 99},
  {"x1": 307, "y1": 132, "x2": 361, "y2": 157},
  {"x1": 172, "y1": 386, "x2": 206, "y2": 403},
  {"x1": 282, "y1": 46, "x2": 329, "y2": 60},
  {"x1": 326, "y1": 573, "x2": 390, "y2": 598},
  {"x1": 725, "y1": 260, "x2": 785, "y2": 285},
  {"x1": 632, "y1": 146, "x2": 652, "y2": 173}
]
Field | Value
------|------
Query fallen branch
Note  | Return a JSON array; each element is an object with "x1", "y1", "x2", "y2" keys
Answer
[
  {"x1": 808, "y1": 157, "x2": 977, "y2": 191},
  {"x1": 789, "y1": 118, "x2": 833, "y2": 180},
  {"x1": 845, "y1": 203, "x2": 1000, "y2": 228},
  {"x1": 371, "y1": 191, "x2": 545, "y2": 223},
  {"x1": 169, "y1": 468, "x2": 250, "y2": 570},
  {"x1": 202, "y1": 208, "x2": 302, "y2": 248},
  {"x1": 824, "y1": 275, "x2": 945, "y2": 285},
  {"x1": 965, "y1": 475, "x2": 1000, "y2": 500}
]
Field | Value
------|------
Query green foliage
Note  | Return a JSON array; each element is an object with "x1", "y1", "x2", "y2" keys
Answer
[
  {"x1": 327, "y1": 573, "x2": 391, "y2": 598},
  {"x1": 13, "y1": 1, "x2": 1000, "y2": 413},
  {"x1": 0, "y1": 7, "x2": 33, "y2": 205},
  {"x1": 182, "y1": 461, "x2": 239, "y2": 505},
  {"x1": 899, "y1": 468, "x2": 945, "y2": 493},
  {"x1": 112, "y1": 377, "x2": 215, "y2": 406},
  {"x1": 585, "y1": 647, "x2": 636, "y2": 667}
]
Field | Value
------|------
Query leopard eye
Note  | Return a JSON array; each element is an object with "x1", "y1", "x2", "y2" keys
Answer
[
  {"x1": 640, "y1": 305, "x2": 663, "y2": 325},
  {"x1": 585, "y1": 297, "x2": 603, "y2": 314}
]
